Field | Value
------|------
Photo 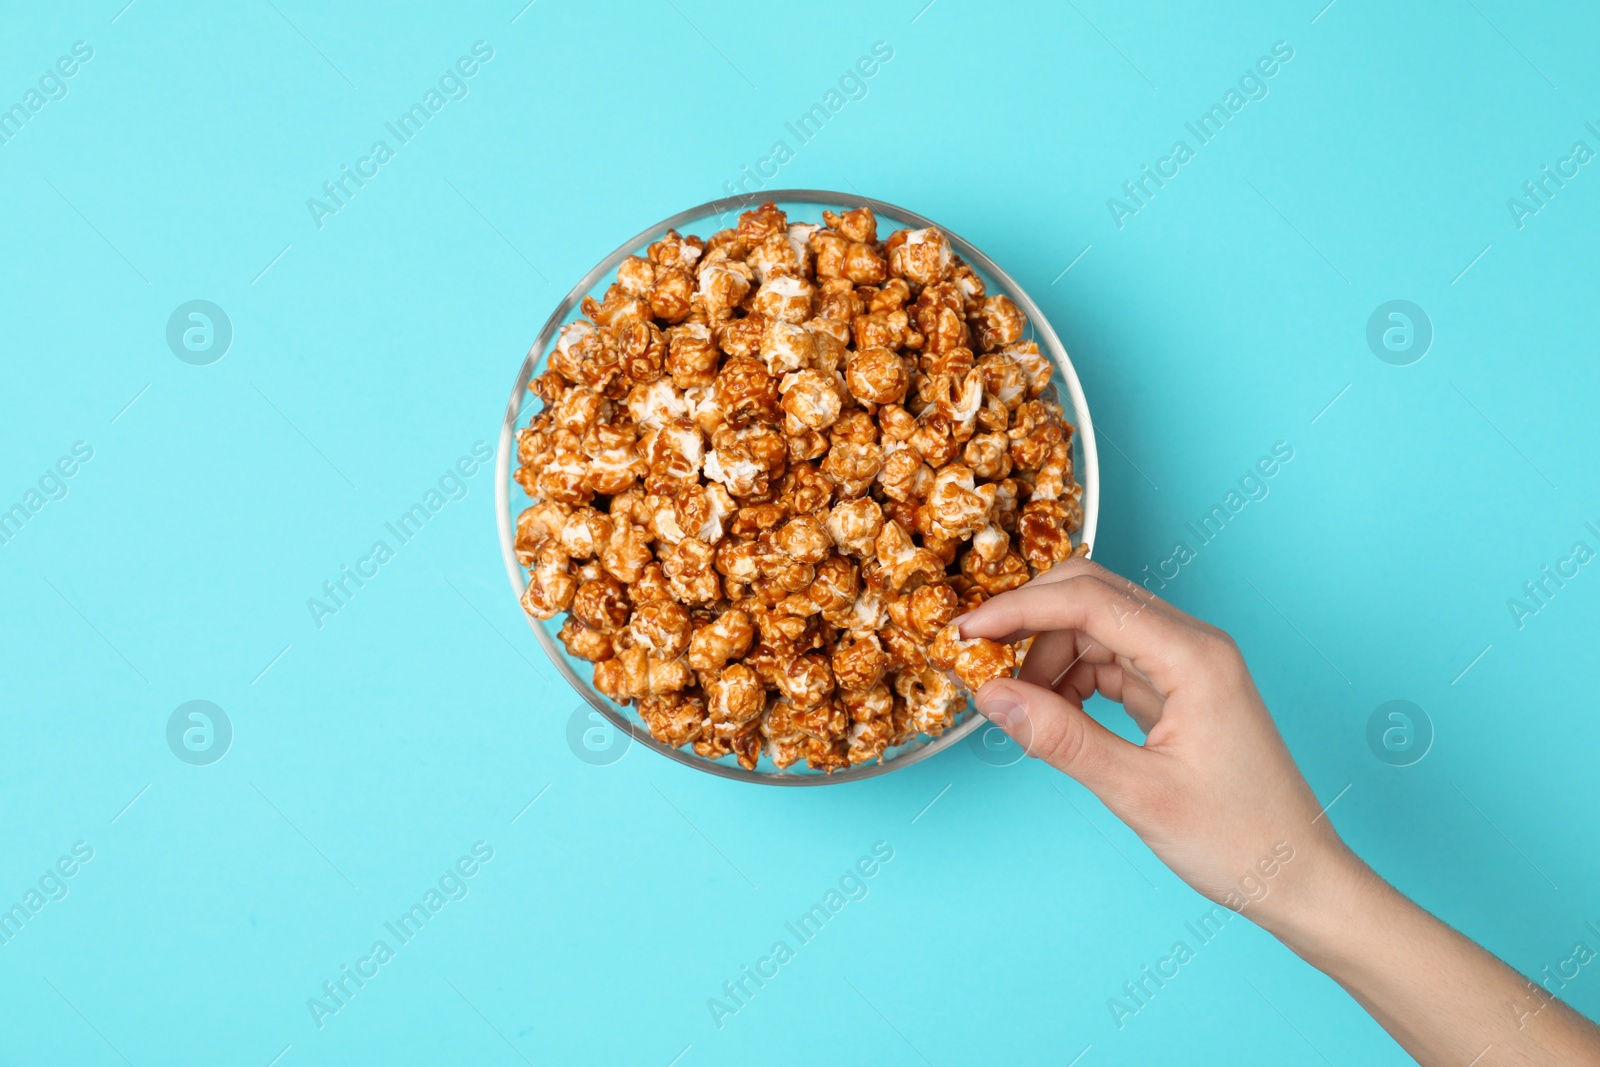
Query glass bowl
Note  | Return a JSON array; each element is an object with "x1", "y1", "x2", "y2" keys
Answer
[{"x1": 495, "y1": 190, "x2": 1099, "y2": 785}]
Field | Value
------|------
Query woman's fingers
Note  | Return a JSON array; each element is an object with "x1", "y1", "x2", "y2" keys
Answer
[
  {"x1": 961, "y1": 573, "x2": 1201, "y2": 693},
  {"x1": 975, "y1": 678, "x2": 1151, "y2": 810},
  {"x1": 1017, "y1": 629, "x2": 1108, "y2": 689},
  {"x1": 1017, "y1": 630, "x2": 1166, "y2": 731}
]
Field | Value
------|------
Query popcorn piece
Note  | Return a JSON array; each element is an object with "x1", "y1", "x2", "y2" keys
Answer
[
  {"x1": 705, "y1": 424, "x2": 786, "y2": 499},
  {"x1": 747, "y1": 231, "x2": 802, "y2": 282},
  {"x1": 697, "y1": 255, "x2": 753, "y2": 313},
  {"x1": 999, "y1": 340, "x2": 1053, "y2": 398},
  {"x1": 903, "y1": 582, "x2": 958, "y2": 639},
  {"x1": 571, "y1": 576, "x2": 631, "y2": 633},
  {"x1": 925, "y1": 465, "x2": 997, "y2": 540},
  {"x1": 738, "y1": 201, "x2": 789, "y2": 244},
  {"x1": 638, "y1": 692, "x2": 706, "y2": 747},
  {"x1": 617, "y1": 321, "x2": 666, "y2": 385},
  {"x1": 895, "y1": 668, "x2": 962, "y2": 736},
  {"x1": 845, "y1": 346, "x2": 911, "y2": 405},
  {"x1": 772, "y1": 514, "x2": 832, "y2": 565},
  {"x1": 514, "y1": 500, "x2": 571, "y2": 565},
  {"x1": 713, "y1": 356, "x2": 780, "y2": 428},
  {"x1": 628, "y1": 599, "x2": 692, "y2": 659},
  {"x1": 641, "y1": 417, "x2": 705, "y2": 481},
  {"x1": 789, "y1": 689, "x2": 845, "y2": 736},
  {"x1": 705, "y1": 663, "x2": 765, "y2": 732},
  {"x1": 927, "y1": 623, "x2": 1017, "y2": 692},
  {"x1": 558, "y1": 617, "x2": 613, "y2": 662},
  {"x1": 777, "y1": 461, "x2": 834, "y2": 515},
  {"x1": 823, "y1": 206, "x2": 878, "y2": 243},
  {"x1": 961, "y1": 545, "x2": 1030, "y2": 595},
  {"x1": 962, "y1": 431, "x2": 1012, "y2": 481},
  {"x1": 688, "y1": 608, "x2": 755, "y2": 672},
  {"x1": 582, "y1": 286, "x2": 651, "y2": 333},
  {"x1": 825, "y1": 497, "x2": 883, "y2": 557},
  {"x1": 1018, "y1": 498, "x2": 1078, "y2": 571},
  {"x1": 628, "y1": 561, "x2": 674, "y2": 605},
  {"x1": 627, "y1": 379, "x2": 689, "y2": 431},
  {"x1": 558, "y1": 507, "x2": 613, "y2": 560},
  {"x1": 715, "y1": 312, "x2": 768, "y2": 360},
  {"x1": 661, "y1": 537, "x2": 720, "y2": 604},
  {"x1": 847, "y1": 715, "x2": 896, "y2": 765},
  {"x1": 601, "y1": 522, "x2": 653, "y2": 584},
  {"x1": 666, "y1": 323, "x2": 719, "y2": 388},
  {"x1": 522, "y1": 543, "x2": 576, "y2": 619},
  {"x1": 810, "y1": 555, "x2": 860, "y2": 621},
  {"x1": 649, "y1": 267, "x2": 695, "y2": 323},
  {"x1": 887, "y1": 227, "x2": 955, "y2": 287},
  {"x1": 750, "y1": 273, "x2": 815, "y2": 325},
  {"x1": 820, "y1": 439, "x2": 883, "y2": 498},
  {"x1": 973, "y1": 294, "x2": 1025, "y2": 352},
  {"x1": 806, "y1": 736, "x2": 852, "y2": 773},
  {"x1": 831, "y1": 630, "x2": 887, "y2": 691},
  {"x1": 549, "y1": 320, "x2": 603, "y2": 385},
  {"x1": 761, "y1": 319, "x2": 816, "y2": 375},
  {"x1": 877, "y1": 446, "x2": 933, "y2": 503},
  {"x1": 584, "y1": 421, "x2": 645, "y2": 495},
  {"x1": 853, "y1": 310, "x2": 916, "y2": 352},
  {"x1": 873, "y1": 520, "x2": 945, "y2": 595},
  {"x1": 647, "y1": 229, "x2": 705, "y2": 273},
  {"x1": 976, "y1": 353, "x2": 1028, "y2": 411},
  {"x1": 779, "y1": 368, "x2": 842, "y2": 431}
]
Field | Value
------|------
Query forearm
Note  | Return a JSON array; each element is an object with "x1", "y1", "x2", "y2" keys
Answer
[{"x1": 1262, "y1": 851, "x2": 1600, "y2": 1066}]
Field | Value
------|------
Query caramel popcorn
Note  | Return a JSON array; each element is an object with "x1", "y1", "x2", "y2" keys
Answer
[
  {"x1": 928, "y1": 623, "x2": 1018, "y2": 692},
  {"x1": 514, "y1": 202, "x2": 1082, "y2": 772}
]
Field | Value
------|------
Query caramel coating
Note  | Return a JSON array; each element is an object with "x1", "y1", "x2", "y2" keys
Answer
[
  {"x1": 515, "y1": 202, "x2": 1082, "y2": 771},
  {"x1": 928, "y1": 623, "x2": 1017, "y2": 692}
]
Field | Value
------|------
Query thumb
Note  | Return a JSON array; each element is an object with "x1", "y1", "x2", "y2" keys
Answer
[{"x1": 975, "y1": 678, "x2": 1145, "y2": 807}]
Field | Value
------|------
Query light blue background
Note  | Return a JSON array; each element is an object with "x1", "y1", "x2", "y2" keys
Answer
[{"x1": 2, "y1": 1, "x2": 1597, "y2": 1063}]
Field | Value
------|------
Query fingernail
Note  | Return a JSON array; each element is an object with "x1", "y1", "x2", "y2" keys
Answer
[
  {"x1": 978, "y1": 695, "x2": 1023, "y2": 731},
  {"x1": 952, "y1": 611, "x2": 973, "y2": 638}
]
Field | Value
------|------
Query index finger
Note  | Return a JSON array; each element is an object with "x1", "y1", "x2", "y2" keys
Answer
[{"x1": 958, "y1": 573, "x2": 1202, "y2": 692}]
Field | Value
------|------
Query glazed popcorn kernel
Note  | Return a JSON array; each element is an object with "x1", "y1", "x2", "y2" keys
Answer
[
  {"x1": 515, "y1": 201, "x2": 1082, "y2": 771},
  {"x1": 928, "y1": 623, "x2": 1018, "y2": 693}
]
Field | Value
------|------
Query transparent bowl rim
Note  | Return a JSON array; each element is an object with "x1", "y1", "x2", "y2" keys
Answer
[{"x1": 494, "y1": 188, "x2": 1099, "y2": 786}]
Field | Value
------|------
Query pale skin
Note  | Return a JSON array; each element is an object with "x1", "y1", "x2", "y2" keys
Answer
[{"x1": 957, "y1": 558, "x2": 1600, "y2": 1066}]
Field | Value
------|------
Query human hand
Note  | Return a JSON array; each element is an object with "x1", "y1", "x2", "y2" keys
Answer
[{"x1": 957, "y1": 559, "x2": 1363, "y2": 929}]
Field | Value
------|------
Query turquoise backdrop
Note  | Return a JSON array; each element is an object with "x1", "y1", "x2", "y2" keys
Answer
[{"x1": 3, "y1": 1, "x2": 1598, "y2": 1063}]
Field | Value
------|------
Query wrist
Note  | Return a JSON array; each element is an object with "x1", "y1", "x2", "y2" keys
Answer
[
  {"x1": 1241, "y1": 831, "x2": 1382, "y2": 940},
  {"x1": 1245, "y1": 837, "x2": 1388, "y2": 956}
]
